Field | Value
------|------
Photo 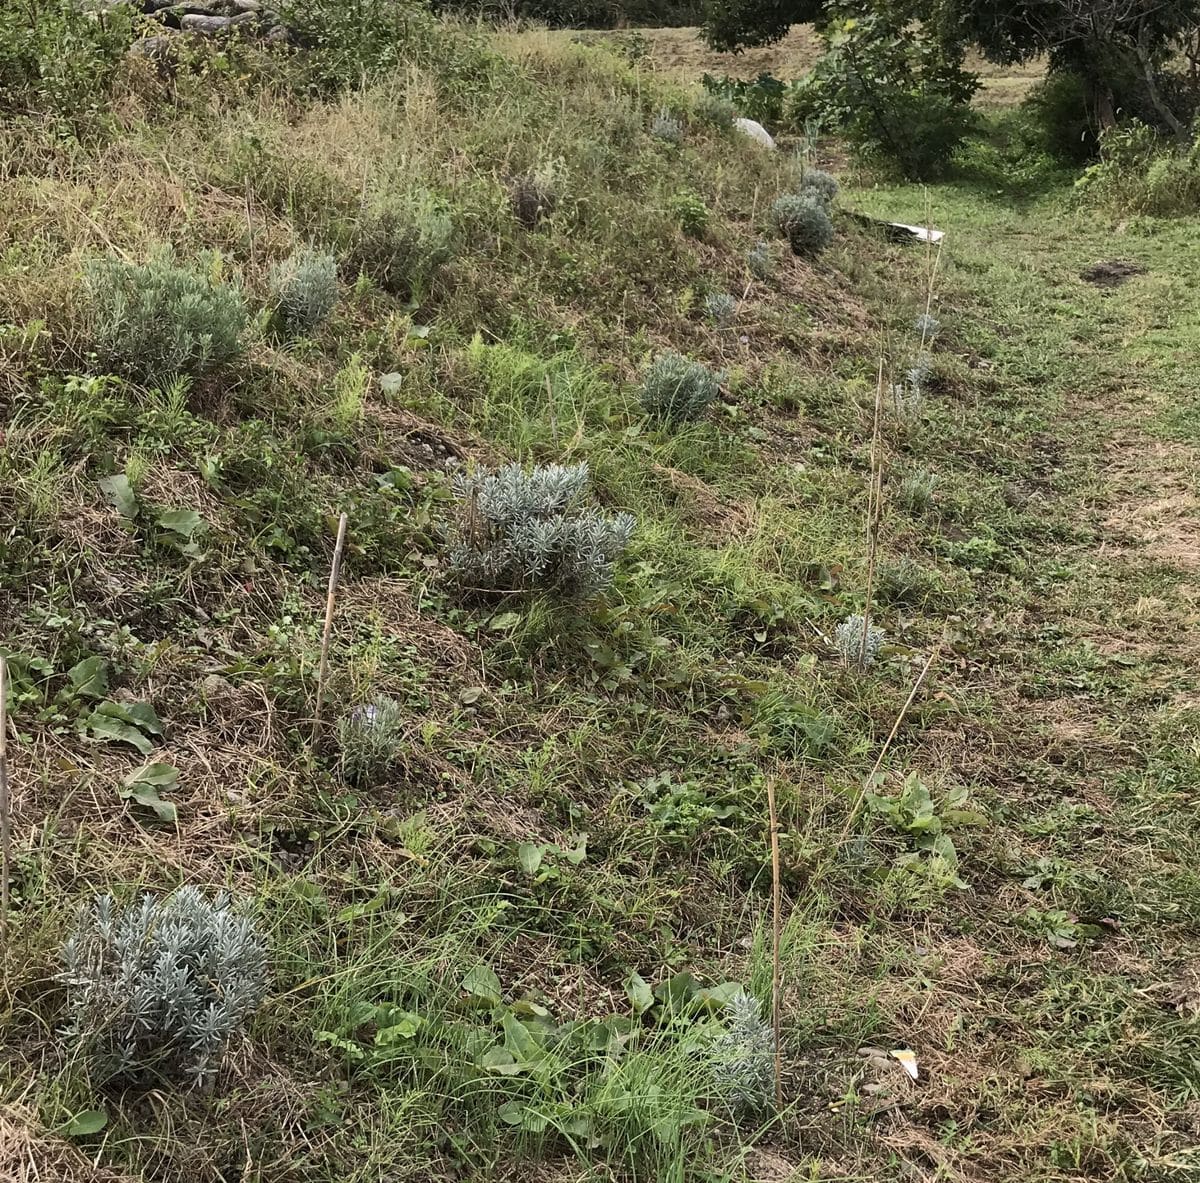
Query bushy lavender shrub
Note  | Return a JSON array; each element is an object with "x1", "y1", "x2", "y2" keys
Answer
[
  {"x1": 449, "y1": 462, "x2": 634, "y2": 597},
  {"x1": 269, "y1": 246, "x2": 338, "y2": 336},
  {"x1": 835, "y1": 613, "x2": 885, "y2": 670},
  {"x1": 58, "y1": 888, "x2": 267, "y2": 1088},
  {"x1": 640, "y1": 351, "x2": 722, "y2": 426},
  {"x1": 710, "y1": 991, "x2": 776, "y2": 1115}
]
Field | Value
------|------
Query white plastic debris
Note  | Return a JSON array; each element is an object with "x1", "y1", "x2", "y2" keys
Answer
[
  {"x1": 890, "y1": 1048, "x2": 919, "y2": 1080},
  {"x1": 888, "y1": 222, "x2": 944, "y2": 244},
  {"x1": 733, "y1": 117, "x2": 776, "y2": 150}
]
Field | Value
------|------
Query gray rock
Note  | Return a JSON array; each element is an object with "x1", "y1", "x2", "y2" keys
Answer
[
  {"x1": 130, "y1": 32, "x2": 177, "y2": 58},
  {"x1": 181, "y1": 12, "x2": 234, "y2": 31},
  {"x1": 232, "y1": 0, "x2": 260, "y2": 9},
  {"x1": 263, "y1": 22, "x2": 293, "y2": 44}
]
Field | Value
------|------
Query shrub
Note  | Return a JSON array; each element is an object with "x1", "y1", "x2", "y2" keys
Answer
[
  {"x1": 269, "y1": 247, "x2": 338, "y2": 336},
  {"x1": 769, "y1": 193, "x2": 833, "y2": 257},
  {"x1": 789, "y1": 3, "x2": 977, "y2": 179},
  {"x1": 745, "y1": 241, "x2": 774, "y2": 280},
  {"x1": 338, "y1": 697, "x2": 405, "y2": 784},
  {"x1": 348, "y1": 189, "x2": 453, "y2": 301},
  {"x1": 640, "y1": 351, "x2": 721, "y2": 426},
  {"x1": 835, "y1": 613, "x2": 884, "y2": 670},
  {"x1": 906, "y1": 350, "x2": 934, "y2": 391},
  {"x1": 695, "y1": 90, "x2": 737, "y2": 129},
  {"x1": 889, "y1": 379, "x2": 923, "y2": 424},
  {"x1": 448, "y1": 462, "x2": 635, "y2": 597},
  {"x1": 651, "y1": 107, "x2": 684, "y2": 144},
  {"x1": 1022, "y1": 71, "x2": 1098, "y2": 163},
  {"x1": 799, "y1": 166, "x2": 839, "y2": 204},
  {"x1": 669, "y1": 188, "x2": 709, "y2": 237},
  {"x1": 0, "y1": 0, "x2": 134, "y2": 122},
  {"x1": 84, "y1": 251, "x2": 248, "y2": 384},
  {"x1": 710, "y1": 991, "x2": 775, "y2": 1116},
  {"x1": 58, "y1": 888, "x2": 267, "y2": 1088},
  {"x1": 701, "y1": 71, "x2": 793, "y2": 126},
  {"x1": 703, "y1": 293, "x2": 737, "y2": 326}
]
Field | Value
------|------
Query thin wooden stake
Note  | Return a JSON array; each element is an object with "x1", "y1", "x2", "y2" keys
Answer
[
  {"x1": 0, "y1": 655, "x2": 11, "y2": 945},
  {"x1": 861, "y1": 358, "x2": 885, "y2": 667},
  {"x1": 767, "y1": 776, "x2": 784, "y2": 1112},
  {"x1": 545, "y1": 373, "x2": 558, "y2": 449},
  {"x1": 312, "y1": 513, "x2": 348, "y2": 744}
]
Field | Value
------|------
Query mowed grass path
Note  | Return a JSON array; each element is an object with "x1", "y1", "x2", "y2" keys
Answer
[{"x1": 813, "y1": 178, "x2": 1200, "y2": 1180}]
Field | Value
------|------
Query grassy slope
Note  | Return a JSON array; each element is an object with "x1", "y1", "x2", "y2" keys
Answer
[{"x1": 2, "y1": 20, "x2": 1200, "y2": 1183}]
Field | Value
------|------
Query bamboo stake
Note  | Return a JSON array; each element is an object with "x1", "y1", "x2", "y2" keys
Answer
[
  {"x1": 0, "y1": 655, "x2": 11, "y2": 945},
  {"x1": 312, "y1": 513, "x2": 348, "y2": 744},
  {"x1": 861, "y1": 358, "x2": 885, "y2": 667},
  {"x1": 767, "y1": 776, "x2": 783, "y2": 1111}
]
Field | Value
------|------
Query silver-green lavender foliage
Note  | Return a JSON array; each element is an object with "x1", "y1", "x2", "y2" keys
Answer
[
  {"x1": 890, "y1": 379, "x2": 923, "y2": 422},
  {"x1": 84, "y1": 251, "x2": 247, "y2": 383},
  {"x1": 58, "y1": 888, "x2": 267, "y2": 1088},
  {"x1": 746, "y1": 241, "x2": 774, "y2": 280},
  {"x1": 710, "y1": 991, "x2": 776, "y2": 1115},
  {"x1": 703, "y1": 292, "x2": 737, "y2": 326},
  {"x1": 835, "y1": 613, "x2": 885, "y2": 670},
  {"x1": 695, "y1": 91, "x2": 737, "y2": 129},
  {"x1": 770, "y1": 193, "x2": 834, "y2": 257},
  {"x1": 898, "y1": 467, "x2": 938, "y2": 511},
  {"x1": 338, "y1": 696, "x2": 405, "y2": 784},
  {"x1": 651, "y1": 107, "x2": 684, "y2": 144},
  {"x1": 641, "y1": 351, "x2": 722, "y2": 426},
  {"x1": 269, "y1": 247, "x2": 338, "y2": 335},
  {"x1": 350, "y1": 189, "x2": 453, "y2": 299},
  {"x1": 906, "y1": 350, "x2": 934, "y2": 390},
  {"x1": 914, "y1": 313, "x2": 940, "y2": 339},
  {"x1": 449, "y1": 462, "x2": 635, "y2": 597},
  {"x1": 800, "y1": 167, "x2": 839, "y2": 204}
]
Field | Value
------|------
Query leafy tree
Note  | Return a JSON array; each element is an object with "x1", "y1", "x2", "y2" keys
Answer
[
  {"x1": 957, "y1": 0, "x2": 1200, "y2": 134},
  {"x1": 701, "y1": 0, "x2": 824, "y2": 52}
]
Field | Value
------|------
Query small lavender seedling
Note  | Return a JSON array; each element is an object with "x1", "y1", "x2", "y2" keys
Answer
[
  {"x1": 906, "y1": 350, "x2": 934, "y2": 390},
  {"x1": 338, "y1": 696, "x2": 405, "y2": 784},
  {"x1": 651, "y1": 108, "x2": 684, "y2": 144},
  {"x1": 898, "y1": 468, "x2": 938, "y2": 512},
  {"x1": 890, "y1": 380, "x2": 924, "y2": 424},
  {"x1": 269, "y1": 246, "x2": 338, "y2": 336},
  {"x1": 695, "y1": 91, "x2": 737, "y2": 129},
  {"x1": 58, "y1": 888, "x2": 267, "y2": 1088},
  {"x1": 746, "y1": 241, "x2": 774, "y2": 280},
  {"x1": 640, "y1": 351, "x2": 722, "y2": 426},
  {"x1": 835, "y1": 613, "x2": 885, "y2": 670},
  {"x1": 710, "y1": 991, "x2": 776, "y2": 1115},
  {"x1": 914, "y1": 313, "x2": 940, "y2": 340},
  {"x1": 703, "y1": 292, "x2": 737, "y2": 326}
]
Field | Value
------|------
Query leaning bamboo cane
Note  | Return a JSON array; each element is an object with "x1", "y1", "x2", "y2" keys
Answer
[
  {"x1": 767, "y1": 776, "x2": 784, "y2": 1111},
  {"x1": 0, "y1": 654, "x2": 11, "y2": 944},
  {"x1": 312, "y1": 513, "x2": 349, "y2": 744}
]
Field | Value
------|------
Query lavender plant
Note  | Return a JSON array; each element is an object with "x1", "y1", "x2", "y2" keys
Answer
[
  {"x1": 449, "y1": 462, "x2": 634, "y2": 597},
  {"x1": 914, "y1": 313, "x2": 940, "y2": 339},
  {"x1": 770, "y1": 193, "x2": 833, "y2": 257},
  {"x1": 835, "y1": 613, "x2": 885, "y2": 670},
  {"x1": 710, "y1": 991, "x2": 776, "y2": 1115},
  {"x1": 651, "y1": 107, "x2": 684, "y2": 144},
  {"x1": 703, "y1": 292, "x2": 737, "y2": 326},
  {"x1": 641, "y1": 351, "x2": 722, "y2": 426},
  {"x1": 338, "y1": 696, "x2": 405, "y2": 784},
  {"x1": 799, "y1": 166, "x2": 839, "y2": 204},
  {"x1": 746, "y1": 241, "x2": 774, "y2": 280},
  {"x1": 58, "y1": 888, "x2": 267, "y2": 1088},
  {"x1": 269, "y1": 246, "x2": 338, "y2": 336}
]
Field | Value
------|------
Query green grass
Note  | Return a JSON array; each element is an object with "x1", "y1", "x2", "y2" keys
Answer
[{"x1": 3, "y1": 15, "x2": 1200, "y2": 1183}]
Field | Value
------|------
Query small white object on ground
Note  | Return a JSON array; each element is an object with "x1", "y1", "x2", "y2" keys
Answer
[
  {"x1": 733, "y1": 118, "x2": 776, "y2": 150},
  {"x1": 890, "y1": 1048, "x2": 920, "y2": 1079},
  {"x1": 889, "y1": 222, "x2": 945, "y2": 244}
]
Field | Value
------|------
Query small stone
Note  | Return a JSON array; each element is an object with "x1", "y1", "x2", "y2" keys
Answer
[{"x1": 232, "y1": 0, "x2": 259, "y2": 9}]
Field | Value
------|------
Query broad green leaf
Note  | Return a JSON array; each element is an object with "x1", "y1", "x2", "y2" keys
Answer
[
  {"x1": 481, "y1": 1046, "x2": 522, "y2": 1075},
  {"x1": 68, "y1": 657, "x2": 109, "y2": 700},
  {"x1": 374, "y1": 1013, "x2": 422, "y2": 1044},
  {"x1": 85, "y1": 708, "x2": 152, "y2": 755},
  {"x1": 123, "y1": 762, "x2": 178, "y2": 789},
  {"x1": 99, "y1": 474, "x2": 138, "y2": 520},
  {"x1": 62, "y1": 1109, "x2": 107, "y2": 1137},
  {"x1": 156, "y1": 508, "x2": 205, "y2": 538},
  {"x1": 517, "y1": 842, "x2": 543, "y2": 876},
  {"x1": 460, "y1": 962, "x2": 502, "y2": 1006},
  {"x1": 336, "y1": 890, "x2": 393, "y2": 923},
  {"x1": 123, "y1": 782, "x2": 178, "y2": 822},
  {"x1": 653, "y1": 971, "x2": 699, "y2": 1013},
  {"x1": 693, "y1": 981, "x2": 743, "y2": 1011},
  {"x1": 489, "y1": 611, "x2": 521, "y2": 632},
  {"x1": 624, "y1": 971, "x2": 654, "y2": 1015},
  {"x1": 122, "y1": 702, "x2": 163, "y2": 736},
  {"x1": 379, "y1": 372, "x2": 404, "y2": 395}
]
